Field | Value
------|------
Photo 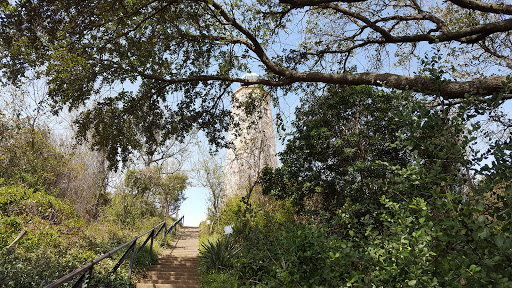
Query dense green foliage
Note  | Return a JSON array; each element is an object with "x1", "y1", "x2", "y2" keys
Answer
[
  {"x1": 0, "y1": 182, "x2": 172, "y2": 287},
  {"x1": 209, "y1": 193, "x2": 511, "y2": 287},
  {"x1": 2, "y1": 0, "x2": 512, "y2": 166},
  {"x1": 0, "y1": 114, "x2": 68, "y2": 191},
  {"x1": 261, "y1": 86, "x2": 469, "y2": 218},
  {"x1": 200, "y1": 85, "x2": 512, "y2": 287},
  {"x1": 0, "y1": 114, "x2": 180, "y2": 287},
  {"x1": 125, "y1": 167, "x2": 188, "y2": 216},
  {"x1": 0, "y1": 111, "x2": 109, "y2": 215}
]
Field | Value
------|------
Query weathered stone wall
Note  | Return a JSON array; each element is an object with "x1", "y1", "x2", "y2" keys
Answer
[{"x1": 223, "y1": 86, "x2": 278, "y2": 198}]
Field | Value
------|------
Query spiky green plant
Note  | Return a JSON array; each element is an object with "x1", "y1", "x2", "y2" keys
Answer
[{"x1": 199, "y1": 237, "x2": 238, "y2": 272}]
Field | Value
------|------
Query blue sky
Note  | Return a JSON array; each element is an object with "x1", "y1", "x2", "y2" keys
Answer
[{"x1": 179, "y1": 187, "x2": 209, "y2": 227}]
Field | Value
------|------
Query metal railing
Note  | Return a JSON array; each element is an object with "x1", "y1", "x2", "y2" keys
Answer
[{"x1": 44, "y1": 216, "x2": 184, "y2": 288}]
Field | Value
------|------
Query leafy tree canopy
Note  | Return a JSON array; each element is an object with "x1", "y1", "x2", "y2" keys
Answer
[
  {"x1": 260, "y1": 85, "x2": 495, "y2": 216},
  {"x1": 125, "y1": 167, "x2": 188, "y2": 216},
  {"x1": 1, "y1": 0, "x2": 512, "y2": 165},
  {"x1": 0, "y1": 113, "x2": 66, "y2": 190}
]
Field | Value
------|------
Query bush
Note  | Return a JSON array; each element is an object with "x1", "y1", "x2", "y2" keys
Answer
[
  {"x1": 0, "y1": 215, "x2": 23, "y2": 248},
  {"x1": 217, "y1": 196, "x2": 244, "y2": 234},
  {"x1": 200, "y1": 272, "x2": 240, "y2": 288},
  {"x1": 199, "y1": 236, "x2": 239, "y2": 273},
  {"x1": 210, "y1": 190, "x2": 511, "y2": 287},
  {"x1": 233, "y1": 216, "x2": 345, "y2": 287},
  {"x1": 0, "y1": 183, "x2": 169, "y2": 287},
  {"x1": 0, "y1": 184, "x2": 83, "y2": 249},
  {"x1": 199, "y1": 154, "x2": 512, "y2": 287},
  {"x1": 104, "y1": 193, "x2": 159, "y2": 226}
]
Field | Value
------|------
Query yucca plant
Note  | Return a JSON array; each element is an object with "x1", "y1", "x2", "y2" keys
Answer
[{"x1": 199, "y1": 236, "x2": 239, "y2": 272}]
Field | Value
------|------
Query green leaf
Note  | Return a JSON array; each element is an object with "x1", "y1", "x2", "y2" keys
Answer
[{"x1": 494, "y1": 234, "x2": 505, "y2": 248}]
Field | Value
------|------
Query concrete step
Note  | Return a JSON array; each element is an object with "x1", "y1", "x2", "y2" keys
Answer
[
  {"x1": 154, "y1": 257, "x2": 199, "y2": 260},
  {"x1": 156, "y1": 259, "x2": 197, "y2": 264},
  {"x1": 150, "y1": 265, "x2": 199, "y2": 270},
  {"x1": 146, "y1": 271, "x2": 199, "y2": 276},
  {"x1": 150, "y1": 265, "x2": 198, "y2": 271},
  {"x1": 156, "y1": 257, "x2": 198, "y2": 260},
  {"x1": 137, "y1": 226, "x2": 200, "y2": 288},
  {"x1": 136, "y1": 284, "x2": 199, "y2": 288},
  {"x1": 139, "y1": 279, "x2": 199, "y2": 284},
  {"x1": 143, "y1": 273, "x2": 199, "y2": 280},
  {"x1": 148, "y1": 267, "x2": 198, "y2": 272}
]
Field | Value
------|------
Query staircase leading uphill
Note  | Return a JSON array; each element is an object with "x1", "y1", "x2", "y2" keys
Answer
[{"x1": 137, "y1": 226, "x2": 200, "y2": 288}]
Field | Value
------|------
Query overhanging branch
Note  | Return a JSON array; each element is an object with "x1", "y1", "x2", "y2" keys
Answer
[
  {"x1": 134, "y1": 69, "x2": 511, "y2": 100},
  {"x1": 448, "y1": 0, "x2": 512, "y2": 15}
]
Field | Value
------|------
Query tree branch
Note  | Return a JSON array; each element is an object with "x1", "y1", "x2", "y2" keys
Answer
[
  {"x1": 320, "y1": 8, "x2": 512, "y2": 44},
  {"x1": 447, "y1": 0, "x2": 512, "y2": 15},
  {"x1": 279, "y1": 0, "x2": 366, "y2": 7},
  {"x1": 321, "y1": 3, "x2": 393, "y2": 41},
  {"x1": 408, "y1": 0, "x2": 448, "y2": 33},
  {"x1": 197, "y1": 0, "x2": 290, "y2": 77},
  {"x1": 132, "y1": 68, "x2": 511, "y2": 100},
  {"x1": 429, "y1": 94, "x2": 512, "y2": 107},
  {"x1": 479, "y1": 42, "x2": 512, "y2": 69}
]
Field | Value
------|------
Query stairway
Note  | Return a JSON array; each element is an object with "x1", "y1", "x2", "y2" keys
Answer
[{"x1": 137, "y1": 226, "x2": 200, "y2": 288}]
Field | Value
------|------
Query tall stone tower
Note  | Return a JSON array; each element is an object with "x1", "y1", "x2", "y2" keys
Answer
[{"x1": 223, "y1": 73, "x2": 278, "y2": 198}]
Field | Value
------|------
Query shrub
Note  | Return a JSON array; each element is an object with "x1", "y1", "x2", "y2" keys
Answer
[
  {"x1": 0, "y1": 183, "x2": 168, "y2": 287},
  {"x1": 217, "y1": 196, "x2": 244, "y2": 234},
  {"x1": 104, "y1": 193, "x2": 159, "y2": 226},
  {"x1": 200, "y1": 272, "x2": 240, "y2": 288},
  {"x1": 0, "y1": 215, "x2": 23, "y2": 248},
  {"x1": 233, "y1": 216, "x2": 345, "y2": 287},
  {"x1": 199, "y1": 236, "x2": 239, "y2": 273},
  {"x1": 226, "y1": 192, "x2": 512, "y2": 288}
]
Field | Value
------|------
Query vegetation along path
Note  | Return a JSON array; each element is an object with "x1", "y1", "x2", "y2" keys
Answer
[{"x1": 137, "y1": 226, "x2": 200, "y2": 288}]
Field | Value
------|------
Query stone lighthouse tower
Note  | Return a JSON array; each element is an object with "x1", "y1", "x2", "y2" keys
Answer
[{"x1": 223, "y1": 73, "x2": 278, "y2": 198}]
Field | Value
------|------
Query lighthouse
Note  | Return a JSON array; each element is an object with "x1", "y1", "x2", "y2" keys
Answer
[{"x1": 223, "y1": 73, "x2": 278, "y2": 198}]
